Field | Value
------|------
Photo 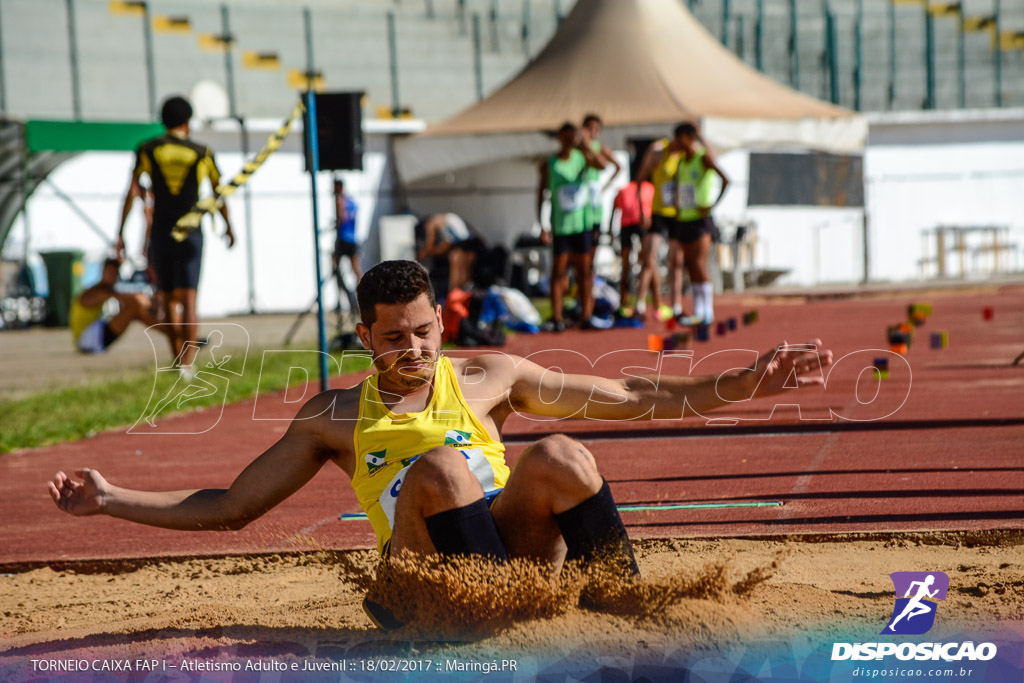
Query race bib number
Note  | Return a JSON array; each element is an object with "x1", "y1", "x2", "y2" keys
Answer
[
  {"x1": 376, "y1": 448, "x2": 498, "y2": 530},
  {"x1": 557, "y1": 183, "x2": 587, "y2": 212},
  {"x1": 588, "y1": 181, "x2": 602, "y2": 209},
  {"x1": 677, "y1": 183, "x2": 697, "y2": 210},
  {"x1": 378, "y1": 464, "x2": 413, "y2": 529},
  {"x1": 660, "y1": 180, "x2": 677, "y2": 207}
]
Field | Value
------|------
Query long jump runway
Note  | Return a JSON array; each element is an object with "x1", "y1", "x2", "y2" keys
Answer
[{"x1": 2, "y1": 285, "x2": 1022, "y2": 568}]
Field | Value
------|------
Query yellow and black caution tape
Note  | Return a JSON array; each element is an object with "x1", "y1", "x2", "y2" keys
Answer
[{"x1": 172, "y1": 100, "x2": 305, "y2": 242}]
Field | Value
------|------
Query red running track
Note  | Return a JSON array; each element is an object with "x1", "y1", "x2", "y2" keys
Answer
[{"x1": 2, "y1": 285, "x2": 1022, "y2": 567}]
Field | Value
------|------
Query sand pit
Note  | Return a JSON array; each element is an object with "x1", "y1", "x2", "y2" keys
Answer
[{"x1": 1, "y1": 533, "x2": 1021, "y2": 679}]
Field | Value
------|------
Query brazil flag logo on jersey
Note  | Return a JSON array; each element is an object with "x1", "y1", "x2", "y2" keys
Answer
[
  {"x1": 444, "y1": 430, "x2": 473, "y2": 447},
  {"x1": 365, "y1": 450, "x2": 387, "y2": 475}
]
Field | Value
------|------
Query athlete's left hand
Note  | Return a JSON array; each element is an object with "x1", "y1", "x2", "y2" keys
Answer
[
  {"x1": 224, "y1": 227, "x2": 236, "y2": 248},
  {"x1": 748, "y1": 339, "x2": 833, "y2": 397},
  {"x1": 697, "y1": 207, "x2": 711, "y2": 218}
]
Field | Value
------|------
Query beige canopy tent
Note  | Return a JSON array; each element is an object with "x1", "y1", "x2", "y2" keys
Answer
[{"x1": 396, "y1": 0, "x2": 866, "y2": 184}]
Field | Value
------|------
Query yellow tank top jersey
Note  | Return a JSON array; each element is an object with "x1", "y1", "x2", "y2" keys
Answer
[
  {"x1": 352, "y1": 356, "x2": 510, "y2": 554},
  {"x1": 69, "y1": 296, "x2": 103, "y2": 342},
  {"x1": 650, "y1": 139, "x2": 683, "y2": 218}
]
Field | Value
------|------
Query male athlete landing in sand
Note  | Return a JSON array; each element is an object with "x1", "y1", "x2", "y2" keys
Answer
[{"x1": 49, "y1": 260, "x2": 832, "y2": 628}]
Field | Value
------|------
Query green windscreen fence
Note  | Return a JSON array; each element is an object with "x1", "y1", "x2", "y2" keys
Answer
[{"x1": 25, "y1": 120, "x2": 163, "y2": 153}]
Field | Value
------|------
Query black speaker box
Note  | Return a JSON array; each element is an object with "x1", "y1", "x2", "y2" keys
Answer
[{"x1": 302, "y1": 91, "x2": 364, "y2": 171}]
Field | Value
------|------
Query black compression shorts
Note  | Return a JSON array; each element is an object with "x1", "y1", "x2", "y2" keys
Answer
[
  {"x1": 670, "y1": 216, "x2": 717, "y2": 245},
  {"x1": 151, "y1": 232, "x2": 203, "y2": 292}
]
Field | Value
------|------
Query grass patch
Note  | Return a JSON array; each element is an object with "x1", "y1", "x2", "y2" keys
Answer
[{"x1": 0, "y1": 347, "x2": 372, "y2": 454}]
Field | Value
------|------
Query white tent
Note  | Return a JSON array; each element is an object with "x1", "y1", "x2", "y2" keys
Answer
[{"x1": 396, "y1": 0, "x2": 866, "y2": 186}]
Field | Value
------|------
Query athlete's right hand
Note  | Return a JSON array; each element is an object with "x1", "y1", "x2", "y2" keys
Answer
[
  {"x1": 114, "y1": 236, "x2": 126, "y2": 259},
  {"x1": 48, "y1": 469, "x2": 109, "y2": 516},
  {"x1": 540, "y1": 229, "x2": 552, "y2": 245},
  {"x1": 641, "y1": 213, "x2": 651, "y2": 230}
]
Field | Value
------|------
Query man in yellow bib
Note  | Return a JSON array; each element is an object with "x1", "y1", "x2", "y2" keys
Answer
[{"x1": 49, "y1": 261, "x2": 832, "y2": 628}]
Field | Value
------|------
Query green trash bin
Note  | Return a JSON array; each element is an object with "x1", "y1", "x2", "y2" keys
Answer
[{"x1": 40, "y1": 250, "x2": 86, "y2": 327}]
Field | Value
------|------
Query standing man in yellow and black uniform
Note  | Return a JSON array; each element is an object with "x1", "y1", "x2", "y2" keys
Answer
[{"x1": 117, "y1": 96, "x2": 235, "y2": 377}]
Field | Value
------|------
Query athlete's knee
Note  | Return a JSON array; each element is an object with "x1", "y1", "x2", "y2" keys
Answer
[
  {"x1": 523, "y1": 434, "x2": 601, "y2": 493},
  {"x1": 404, "y1": 446, "x2": 478, "y2": 500}
]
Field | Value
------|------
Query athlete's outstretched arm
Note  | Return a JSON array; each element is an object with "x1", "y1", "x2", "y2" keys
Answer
[
  {"x1": 48, "y1": 394, "x2": 339, "y2": 531},
  {"x1": 506, "y1": 341, "x2": 833, "y2": 421}
]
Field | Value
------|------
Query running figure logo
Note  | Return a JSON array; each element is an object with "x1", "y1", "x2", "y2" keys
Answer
[{"x1": 883, "y1": 571, "x2": 949, "y2": 635}]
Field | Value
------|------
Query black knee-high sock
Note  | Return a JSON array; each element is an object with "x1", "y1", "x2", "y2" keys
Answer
[
  {"x1": 424, "y1": 498, "x2": 509, "y2": 562},
  {"x1": 555, "y1": 479, "x2": 640, "y2": 576}
]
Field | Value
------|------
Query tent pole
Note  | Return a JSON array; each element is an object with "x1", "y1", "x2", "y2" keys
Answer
[{"x1": 66, "y1": 0, "x2": 82, "y2": 120}]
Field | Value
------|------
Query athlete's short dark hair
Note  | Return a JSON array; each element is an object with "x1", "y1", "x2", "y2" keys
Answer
[
  {"x1": 557, "y1": 121, "x2": 576, "y2": 136},
  {"x1": 582, "y1": 114, "x2": 602, "y2": 127},
  {"x1": 357, "y1": 260, "x2": 436, "y2": 327},
  {"x1": 161, "y1": 96, "x2": 193, "y2": 129},
  {"x1": 674, "y1": 121, "x2": 697, "y2": 138}
]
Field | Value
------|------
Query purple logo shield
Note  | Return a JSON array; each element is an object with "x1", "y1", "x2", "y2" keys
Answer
[{"x1": 882, "y1": 571, "x2": 949, "y2": 635}]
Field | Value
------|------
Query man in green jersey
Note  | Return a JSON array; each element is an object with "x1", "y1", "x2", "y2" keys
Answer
[{"x1": 537, "y1": 123, "x2": 607, "y2": 332}]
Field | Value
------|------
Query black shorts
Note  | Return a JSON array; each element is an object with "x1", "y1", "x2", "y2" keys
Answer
[
  {"x1": 552, "y1": 231, "x2": 593, "y2": 255},
  {"x1": 670, "y1": 216, "x2": 717, "y2": 245},
  {"x1": 620, "y1": 224, "x2": 642, "y2": 251},
  {"x1": 335, "y1": 238, "x2": 360, "y2": 258},
  {"x1": 649, "y1": 214, "x2": 674, "y2": 237},
  {"x1": 102, "y1": 322, "x2": 119, "y2": 348},
  {"x1": 151, "y1": 232, "x2": 203, "y2": 292}
]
